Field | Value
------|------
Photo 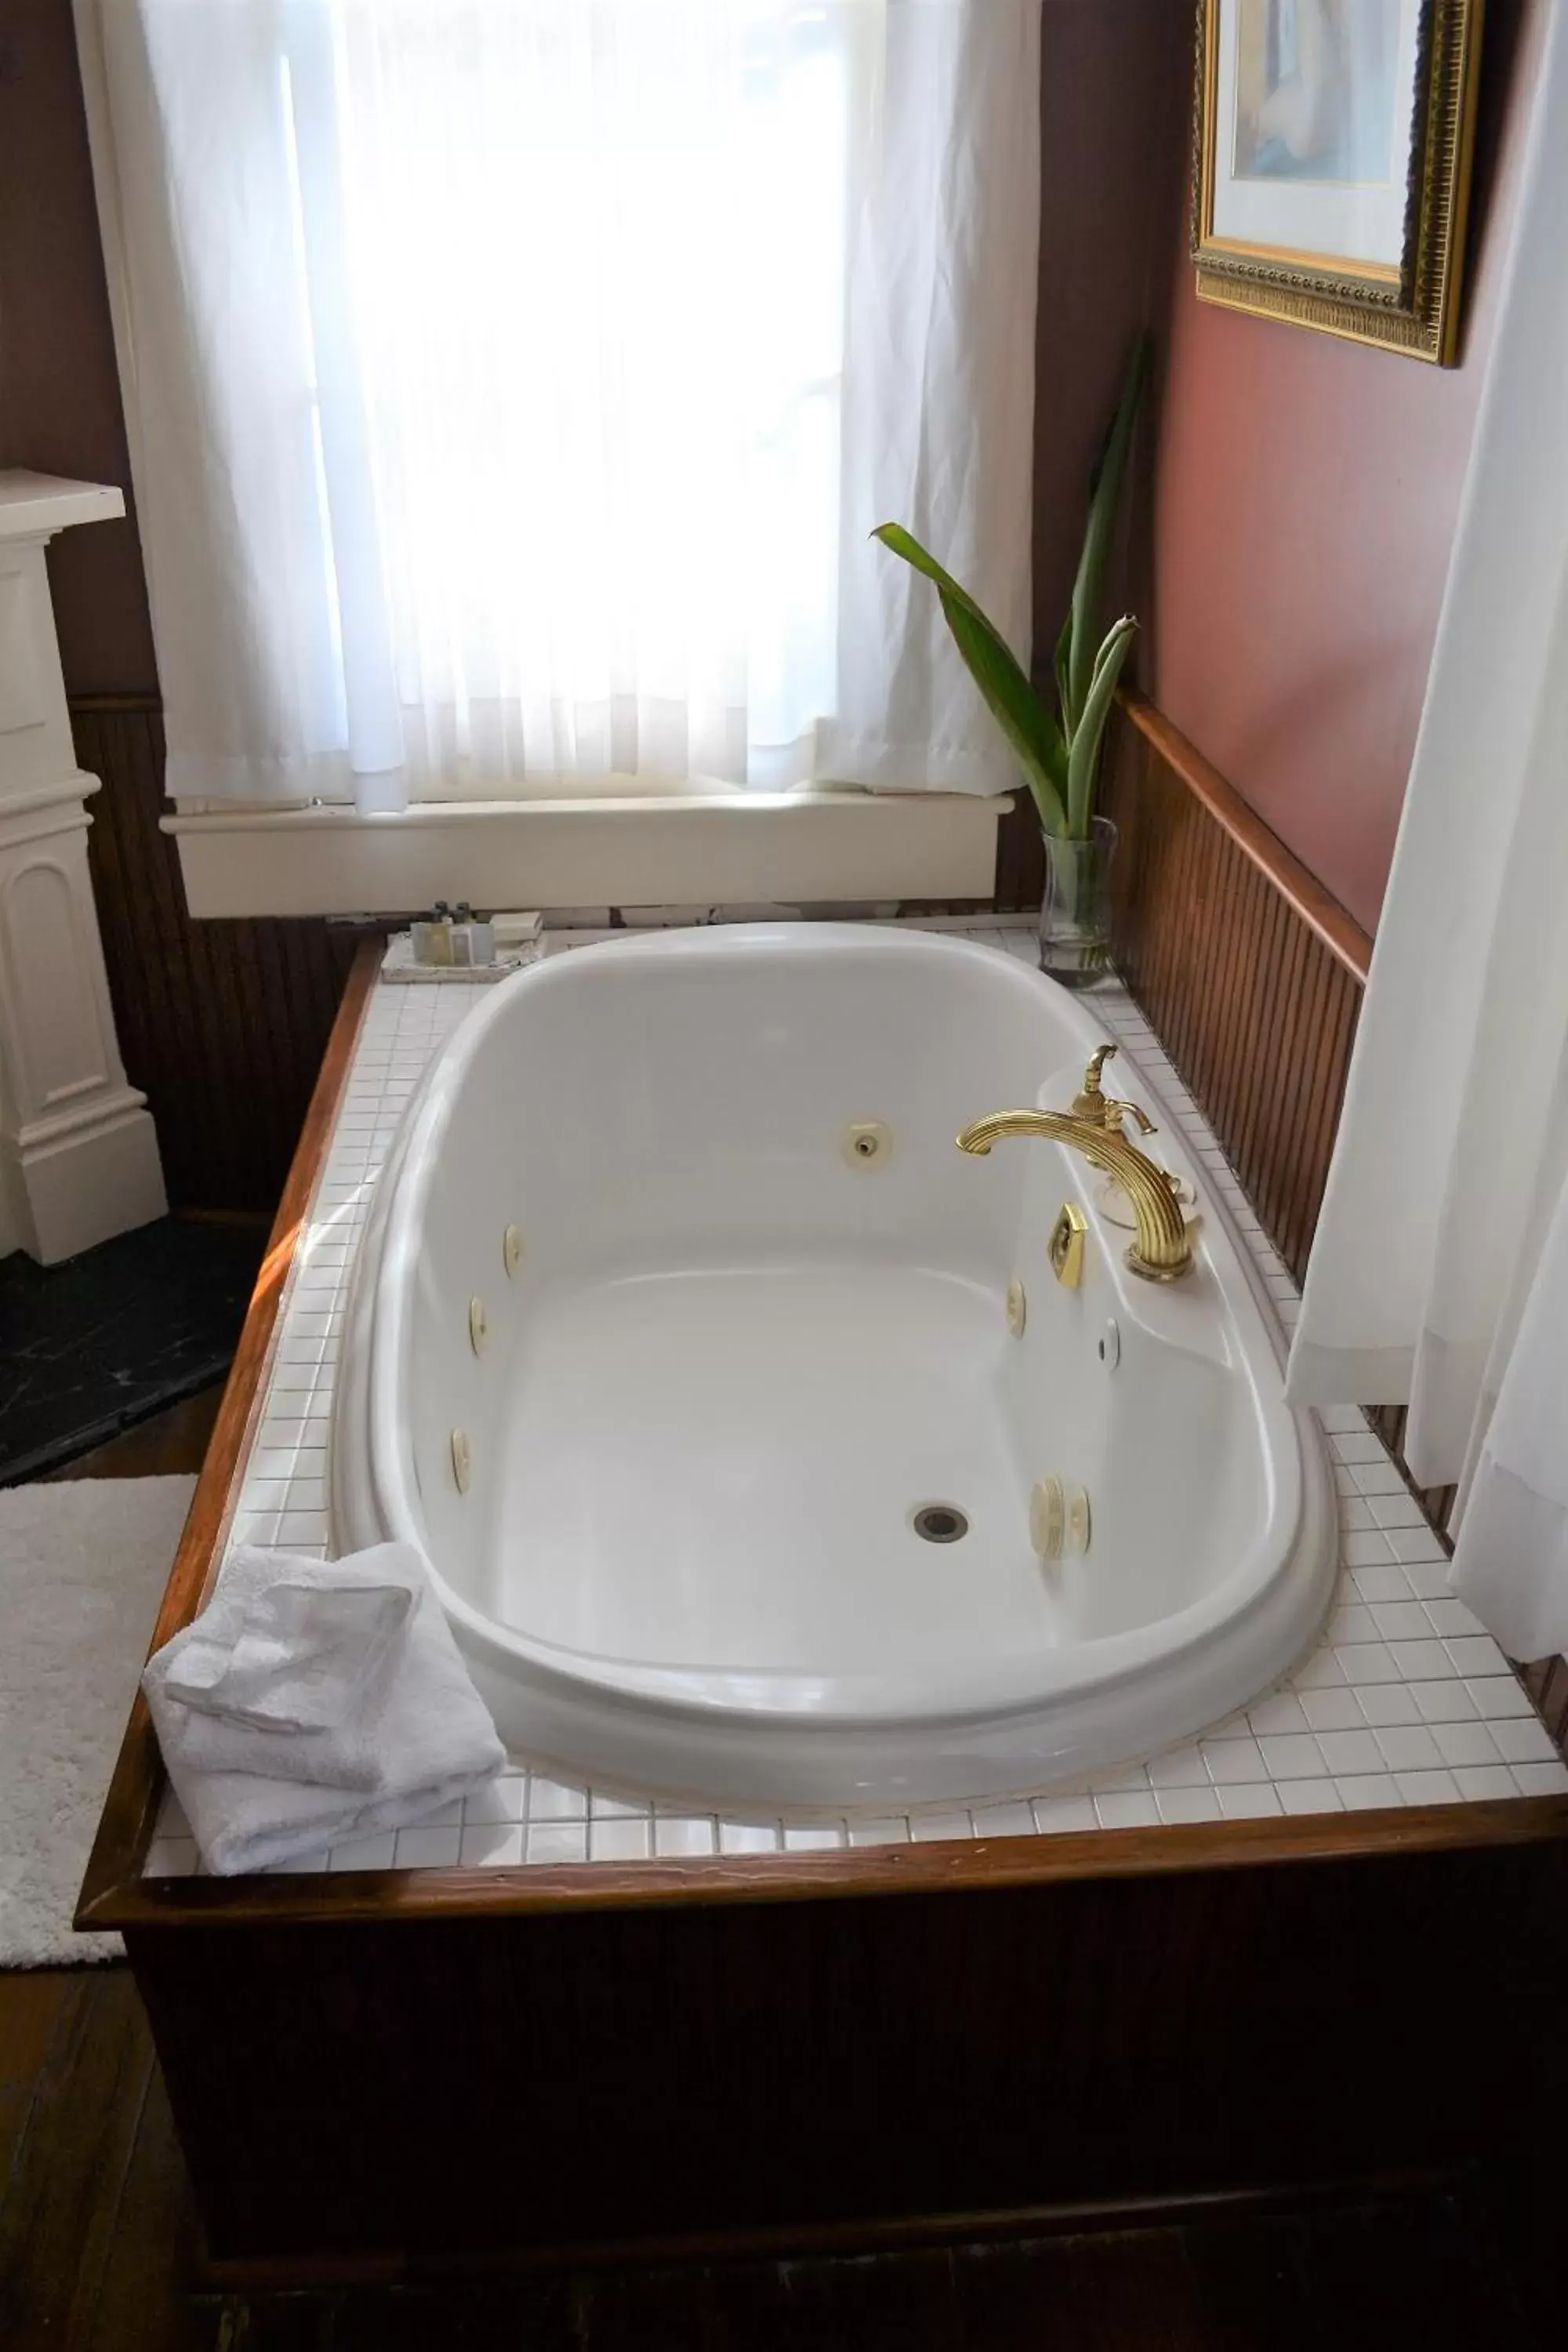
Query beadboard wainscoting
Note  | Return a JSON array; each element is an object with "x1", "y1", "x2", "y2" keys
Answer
[
  {"x1": 1095, "y1": 693, "x2": 1568, "y2": 1757},
  {"x1": 1100, "y1": 692, "x2": 1371, "y2": 1288}
]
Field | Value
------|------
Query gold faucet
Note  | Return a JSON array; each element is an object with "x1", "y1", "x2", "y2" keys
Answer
[{"x1": 958, "y1": 1046, "x2": 1193, "y2": 1284}]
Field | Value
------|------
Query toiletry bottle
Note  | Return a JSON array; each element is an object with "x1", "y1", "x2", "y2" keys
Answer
[{"x1": 418, "y1": 902, "x2": 456, "y2": 966}]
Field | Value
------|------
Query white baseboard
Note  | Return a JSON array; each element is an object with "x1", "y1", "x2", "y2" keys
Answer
[{"x1": 2, "y1": 1094, "x2": 166, "y2": 1265}]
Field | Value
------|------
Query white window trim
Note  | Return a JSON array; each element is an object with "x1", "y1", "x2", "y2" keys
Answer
[{"x1": 164, "y1": 791, "x2": 1011, "y2": 918}]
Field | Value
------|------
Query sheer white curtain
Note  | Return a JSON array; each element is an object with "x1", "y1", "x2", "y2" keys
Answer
[
  {"x1": 84, "y1": 0, "x2": 1040, "y2": 814},
  {"x1": 1286, "y1": 0, "x2": 1568, "y2": 1662}
]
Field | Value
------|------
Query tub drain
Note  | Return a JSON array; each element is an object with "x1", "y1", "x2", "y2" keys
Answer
[{"x1": 912, "y1": 1502, "x2": 969, "y2": 1544}]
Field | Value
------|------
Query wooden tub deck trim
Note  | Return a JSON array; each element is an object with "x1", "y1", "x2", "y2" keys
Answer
[{"x1": 76, "y1": 937, "x2": 1568, "y2": 1936}]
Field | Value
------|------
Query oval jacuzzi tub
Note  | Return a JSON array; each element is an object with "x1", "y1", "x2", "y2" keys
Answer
[{"x1": 332, "y1": 925, "x2": 1336, "y2": 1810}]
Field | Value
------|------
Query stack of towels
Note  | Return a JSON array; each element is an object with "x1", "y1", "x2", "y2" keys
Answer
[{"x1": 143, "y1": 1542, "x2": 505, "y2": 1875}]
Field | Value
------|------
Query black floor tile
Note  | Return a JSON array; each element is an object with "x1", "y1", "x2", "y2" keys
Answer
[{"x1": 0, "y1": 1218, "x2": 263, "y2": 1484}]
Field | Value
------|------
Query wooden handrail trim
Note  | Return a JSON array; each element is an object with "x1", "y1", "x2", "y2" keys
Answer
[
  {"x1": 75, "y1": 938, "x2": 383, "y2": 1924},
  {"x1": 1120, "y1": 690, "x2": 1373, "y2": 985},
  {"x1": 78, "y1": 1793, "x2": 1568, "y2": 1934}
]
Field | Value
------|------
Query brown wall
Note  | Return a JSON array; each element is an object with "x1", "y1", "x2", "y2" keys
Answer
[
  {"x1": 994, "y1": 0, "x2": 1193, "y2": 913},
  {"x1": 1033, "y1": 0, "x2": 1191, "y2": 648},
  {"x1": 1147, "y1": 0, "x2": 1544, "y2": 938}
]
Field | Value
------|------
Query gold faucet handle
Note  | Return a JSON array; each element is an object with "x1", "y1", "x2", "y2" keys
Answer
[
  {"x1": 1070, "y1": 1044, "x2": 1156, "y2": 1138},
  {"x1": 1070, "y1": 1042, "x2": 1119, "y2": 1123},
  {"x1": 1104, "y1": 1096, "x2": 1156, "y2": 1140}
]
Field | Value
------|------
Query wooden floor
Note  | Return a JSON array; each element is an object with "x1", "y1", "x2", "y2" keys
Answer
[
  {"x1": 36, "y1": 1386, "x2": 223, "y2": 1483},
  {"x1": 0, "y1": 1395, "x2": 1555, "y2": 2348}
]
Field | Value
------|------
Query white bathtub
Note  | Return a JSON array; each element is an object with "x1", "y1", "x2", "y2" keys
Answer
[{"x1": 332, "y1": 925, "x2": 1336, "y2": 1810}]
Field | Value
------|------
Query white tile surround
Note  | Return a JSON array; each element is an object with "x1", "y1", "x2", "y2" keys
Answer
[{"x1": 143, "y1": 920, "x2": 1567, "y2": 1878}]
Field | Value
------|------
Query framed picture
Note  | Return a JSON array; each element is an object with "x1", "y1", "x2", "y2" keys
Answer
[{"x1": 1192, "y1": 0, "x2": 1485, "y2": 363}]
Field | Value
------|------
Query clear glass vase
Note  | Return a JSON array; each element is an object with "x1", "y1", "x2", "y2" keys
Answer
[{"x1": 1038, "y1": 817, "x2": 1117, "y2": 989}]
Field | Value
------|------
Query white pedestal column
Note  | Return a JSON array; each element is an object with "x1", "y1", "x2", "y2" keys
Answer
[{"x1": 0, "y1": 472, "x2": 165, "y2": 1263}]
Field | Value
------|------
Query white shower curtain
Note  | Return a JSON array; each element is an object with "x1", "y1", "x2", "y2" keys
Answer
[
  {"x1": 82, "y1": 0, "x2": 1040, "y2": 813},
  {"x1": 1286, "y1": 0, "x2": 1568, "y2": 1662}
]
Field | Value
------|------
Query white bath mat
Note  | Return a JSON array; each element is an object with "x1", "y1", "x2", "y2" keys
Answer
[{"x1": 0, "y1": 1475, "x2": 194, "y2": 1968}]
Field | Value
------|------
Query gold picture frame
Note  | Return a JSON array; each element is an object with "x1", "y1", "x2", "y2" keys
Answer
[{"x1": 1192, "y1": 0, "x2": 1485, "y2": 364}]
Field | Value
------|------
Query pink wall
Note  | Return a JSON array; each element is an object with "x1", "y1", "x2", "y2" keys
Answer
[{"x1": 1148, "y1": 0, "x2": 1543, "y2": 937}]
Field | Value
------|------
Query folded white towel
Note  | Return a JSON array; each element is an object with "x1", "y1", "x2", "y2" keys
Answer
[
  {"x1": 153, "y1": 1759, "x2": 497, "y2": 1879},
  {"x1": 160, "y1": 1556, "x2": 414, "y2": 1736},
  {"x1": 143, "y1": 1542, "x2": 506, "y2": 1875}
]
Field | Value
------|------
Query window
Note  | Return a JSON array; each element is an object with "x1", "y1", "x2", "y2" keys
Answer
[{"x1": 91, "y1": 0, "x2": 1040, "y2": 815}]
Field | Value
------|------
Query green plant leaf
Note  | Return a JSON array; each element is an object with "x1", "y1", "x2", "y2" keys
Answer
[
  {"x1": 1066, "y1": 615, "x2": 1138, "y2": 837},
  {"x1": 1053, "y1": 608, "x2": 1076, "y2": 739},
  {"x1": 872, "y1": 521, "x2": 1019, "y2": 650},
  {"x1": 873, "y1": 522, "x2": 1069, "y2": 834},
  {"x1": 938, "y1": 590, "x2": 1069, "y2": 835},
  {"x1": 1065, "y1": 332, "x2": 1150, "y2": 737}
]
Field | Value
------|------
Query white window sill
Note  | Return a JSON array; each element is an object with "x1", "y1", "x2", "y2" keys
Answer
[{"x1": 163, "y1": 790, "x2": 1011, "y2": 918}]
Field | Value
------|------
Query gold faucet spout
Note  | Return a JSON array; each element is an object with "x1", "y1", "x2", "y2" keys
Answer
[{"x1": 956, "y1": 1109, "x2": 1193, "y2": 1283}]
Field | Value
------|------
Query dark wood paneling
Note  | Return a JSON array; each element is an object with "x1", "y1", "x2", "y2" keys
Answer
[
  {"x1": 0, "y1": 1967, "x2": 1550, "y2": 2350},
  {"x1": 71, "y1": 696, "x2": 376, "y2": 1215},
  {"x1": 125, "y1": 1828, "x2": 1568, "y2": 2274},
  {"x1": 1522, "y1": 1655, "x2": 1568, "y2": 1752},
  {"x1": 1369, "y1": 1401, "x2": 1460, "y2": 1537},
  {"x1": 1101, "y1": 691, "x2": 1371, "y2": 1289},
  {"x1": 995, "y1": 793, "x2": 1047, "y2": 913}
]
